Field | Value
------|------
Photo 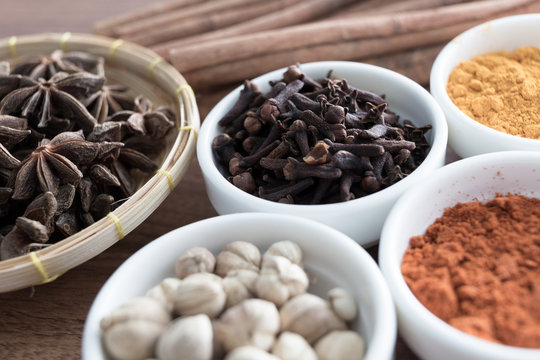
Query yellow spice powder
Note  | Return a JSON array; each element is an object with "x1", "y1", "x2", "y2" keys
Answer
[{"x1": 446, "y1": 46, "x2": 540, "y2": 139}]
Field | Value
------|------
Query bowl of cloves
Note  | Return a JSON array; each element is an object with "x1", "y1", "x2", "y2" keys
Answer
[
  {"x1": 197, "y1": 61, "x2": 447, "y2": 246},
  {"x1": 83, "y1": 213, "x2": 397, "y2": 360},
  {"x1": 0, "y1": 33, "x2": 199, "y2": 292}
]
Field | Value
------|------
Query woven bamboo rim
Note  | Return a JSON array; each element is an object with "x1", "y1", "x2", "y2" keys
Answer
[{"x1": 0, "y1": 33, "x2": 200, "y2": 292}]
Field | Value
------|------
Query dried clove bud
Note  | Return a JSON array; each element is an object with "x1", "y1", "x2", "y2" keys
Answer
[{"x1": 213, "y1": 64, "x2": 432, "y2": 205}]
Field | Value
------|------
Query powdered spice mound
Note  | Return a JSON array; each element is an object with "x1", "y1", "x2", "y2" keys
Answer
[
  {"x1": 446, "y1": 46, "x2": 540, "y2": 139},
  {"x1": 402, "y1": 194, "x2": 540, "y2": 348}
]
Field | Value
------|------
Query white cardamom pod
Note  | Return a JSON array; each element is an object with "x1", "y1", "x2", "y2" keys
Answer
[
  {"x1": 175, "y1": 246, "x2": 216, "y2": 279},
  {"x1": 264, "y1": 240, "x2": 303, "y2": 266},
  {"x1": 145, "y1": 277, "x2": 182, "y2": 313},
  {"x1": 280, "y1": 293, "x2": 347, "y2": 344},
  {"x1": 328, "y1": 287, "x2": 358, "y2": 322},
  {"x1": 272, "y1": 331, "x2": 317, "y2": 360},
  {"x1": 172, "y1": 273, "x2": 226, "y2": 318},
  {"x1": 222, "y1": 269, "x2": 258, "y2": 308},
  {"x1": 224, "y1": 346, "x2": 280, "y2": 360},
  {"x1": 314, "y1": 330, "x2": 366, "y2": 360},
  {"x1": 100, "y1": 297, "x2": 171, "y2": 360},
  {"x1": 156, "y1": 314, "x2": 213, "y2": 360},
  {"x1": 214, "y1": 298, "x2": 280, "y2": 352},
  {"x1": 216, "y1": 241, "x2": 261, "y2": 277},
  {"x1": 256, "y1": 255, "x2": 308, "y2": 306}
]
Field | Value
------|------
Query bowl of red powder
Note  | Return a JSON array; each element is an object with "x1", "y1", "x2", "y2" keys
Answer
[
  {"x1": 379, "y1": 151, "x2": 540, "y2": 360},
  {"x1": 430, "y1": 14, "x2": 540, "y2": 158}
]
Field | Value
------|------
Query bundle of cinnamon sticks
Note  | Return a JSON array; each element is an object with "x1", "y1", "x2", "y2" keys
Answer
[{"x1": 95, "y1": 0, "x2": 540, "y2": 90}]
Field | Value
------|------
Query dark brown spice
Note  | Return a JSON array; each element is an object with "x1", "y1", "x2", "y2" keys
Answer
[
  {"x1": 0, "y1": 51, "x2": 176, "y2": 261},
  {"x1": 212, "y1": 64, "x2": 431, "y2": 204}
]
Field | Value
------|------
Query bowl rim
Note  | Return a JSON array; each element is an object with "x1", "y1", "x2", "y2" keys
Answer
[
  {"x1": 430, "y1": 13, "x2": 540, "y2": 146},
  {"x1": 379, "y1": 150, "x2": 540, "y2": 358},
  {"x1": 82, "y1": 212, "x2": 397, "y2": 360},
  {"x1": 198, "y1": 60, "x2": 448, "y2": 212}
]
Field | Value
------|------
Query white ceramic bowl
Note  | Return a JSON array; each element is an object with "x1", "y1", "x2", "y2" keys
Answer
[
  {"x1": 379, "y1": 151, "x2": 540, "y2": 360},
  {"x1": 430, "y1": 14, "x2": 540, "y2": 158},
  {"x1": 82, "y1": 213, "x2": 397, "y2": 360},
  {"x1": 198, "y1": 61, "x2": 448, "y2": 246}
]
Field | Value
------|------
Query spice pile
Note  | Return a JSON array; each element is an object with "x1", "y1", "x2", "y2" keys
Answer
[
  {"x1": 94, "y1": 0, "x2": 540, "y2": 89},
  {"x1": 0, "y1": 50, "x2": 175, "y2": 260},
  {"x1": 101, "y1": 240, "x2": 365, "y2": 360},
  {"x1": 447, "y1": 46, "x2": 540, "y2": 139},
  {"x1": 402, "y1": 194, "x2": 540, "y2": 348},
  {"x1": 212, "y1": 65, "x2": 431, "y2": 204}
]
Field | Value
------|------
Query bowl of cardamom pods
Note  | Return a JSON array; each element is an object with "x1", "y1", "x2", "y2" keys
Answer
[
  {"x1": 83, "y1": 212, "x2": 397, "y2": 360},
  {"x1": 0, "y1": 33, "x2": 199, "y2": 292},
  {"x1": 430, "y1": 13, "x2": 540, "y2": 158},
  {"x1": 197, "y1": 61, "x2": 448, "y2": 247}
]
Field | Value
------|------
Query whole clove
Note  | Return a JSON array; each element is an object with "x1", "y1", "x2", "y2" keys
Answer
[
  {"x1": 212, "y1": 64, "x2": 432, "y2": 205},
  {"x1": 0, "y1": 50, "x2": 176, "y2": 261}
]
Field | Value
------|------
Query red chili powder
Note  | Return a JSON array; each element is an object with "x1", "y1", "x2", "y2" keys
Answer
[{"x1": 401, "y1": 194, "x2": 540, "y2": 348}]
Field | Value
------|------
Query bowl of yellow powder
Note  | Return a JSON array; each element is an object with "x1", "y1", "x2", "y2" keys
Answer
[{"x1": 430, "y1": 14, "x2": 540, "y2": 158}]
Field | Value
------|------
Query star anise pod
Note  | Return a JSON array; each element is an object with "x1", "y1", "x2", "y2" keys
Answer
[
  {"x1": 0, "y1": 192, "x2": 57, "y2": 260},
  {"x1": 11, "y1": 131, "x2": 122, "y2": 200},
  {"x1": 83, "y1": 84, "x2": 135, "y2": 124},
  {"x1": 10, "y1": 50, "x2": 104, "y2": 80},
  {"x1": 0, "y1": 114, "x2": 31, "y2": 170},
  {"x1": 0, "y1": 73, "x2": 36, "y2": 100},
  {"x1": 108, "y1": 95, "x2": 174, "y2": 138},
  {"x1": 0, "y1": 71, "x2": 104, "y2": 132}
]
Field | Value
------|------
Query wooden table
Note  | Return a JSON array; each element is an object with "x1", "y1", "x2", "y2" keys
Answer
[{"x1": 0, "y1": 1, "x2": 420, "y2": 358}]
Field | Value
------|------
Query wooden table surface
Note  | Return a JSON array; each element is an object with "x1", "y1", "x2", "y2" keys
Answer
[{"x1": 0, "y1": 1, "x2": 421, "y2": 359}]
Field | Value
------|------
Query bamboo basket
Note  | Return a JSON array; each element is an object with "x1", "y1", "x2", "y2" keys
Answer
[{"x1": 0, "y1": 33, "x2": 200, "y2": 292}]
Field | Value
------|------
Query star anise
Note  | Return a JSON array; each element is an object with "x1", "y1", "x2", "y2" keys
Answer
[
  {"x1": 0, "y1": 192, "x2": 57, "y2": 260},
  {"x1": 0, "y1": 114, "x2": 31, "y2": 170},
  {"x1": 0, "y1": 71, "x2": 104, "y2": 132},
  {"x1": 108, "y1": 95, "x2": 174, "y2": 138},
  {"x1": 11, "y1": 131, "x2": 123, "y2": 200},
  {"x1": 10, "y1": 50, "x2": 104, "y2": 80},
  {"x1": 0, "y1": 50, "x2": 178, "y2": 261},
  {"x1": 83, "y1": 84, "x2": 134, "y2": 124}
]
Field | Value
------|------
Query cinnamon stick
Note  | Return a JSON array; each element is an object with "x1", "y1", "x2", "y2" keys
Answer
[
  {"x1": 181, "y1": 20, "x2": 478, "y2": 90},
  {"x1": 180, "y1": 0, "x2": 540, "y2": 91},
  {"x1": 94, "y1": 0, "x2": 206, "y2": 36},
  {"x1": 151, "y1": 0, "x2": 357, "y2": 57},
  {"x1": 332, "y1": 0, "x2": 472, "y2": 18},
  {"x1": 169, "y1": 0, "x2": 535, "y2": 72},
  {"x1": 115, "y1": 0, "x2": 273, "y2": 37},
  {"x1": 125, "y1": 0, "x2": 300, "y2": 46}
]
